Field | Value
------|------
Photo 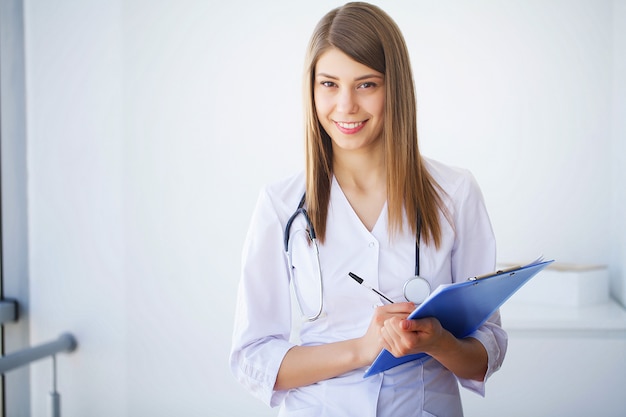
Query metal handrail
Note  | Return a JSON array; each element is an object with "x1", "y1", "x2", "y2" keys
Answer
[{"x1": 0, "y1": 333, "x2": 77, "y2": 374}]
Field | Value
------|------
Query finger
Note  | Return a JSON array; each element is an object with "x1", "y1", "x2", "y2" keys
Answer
[
  {"x1": 383, "y1": 317, "x2": 405, "y2": 340},
  {"x1": 381, "y1": 318, "x2": 417, "y2": 357},
  {"x1": 400, "y1": 319, "x2": 423, "y2": 332},
  {"x1": 400, "y1": 317, "x2": 437, "y2": 333},
  {"x1": 400, "y1": 319, "x2": 413, "y2": 331},
  {"x1": 376, "y1": 302, "x2": 416, "y2": 315},
  {"x1": 380, "y1": 325, "x2": 401, "y2": 355}
]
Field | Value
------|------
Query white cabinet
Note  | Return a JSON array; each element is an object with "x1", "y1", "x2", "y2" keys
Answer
[{"x1": 461, "y1": 301, "x2": 626, "y2": 417}]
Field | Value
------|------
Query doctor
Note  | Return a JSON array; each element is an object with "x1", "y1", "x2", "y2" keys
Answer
[{"x1": 230, "y1": 2, "x2": 507, "y2": 416}]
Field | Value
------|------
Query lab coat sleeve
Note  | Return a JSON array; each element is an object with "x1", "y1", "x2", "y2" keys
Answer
[
  {"x1": 449, "y1": 171, "x2": 508, "y2": 396},
  {"x1": 229, "y1": 187, "x2": 295, "y2": 407}
]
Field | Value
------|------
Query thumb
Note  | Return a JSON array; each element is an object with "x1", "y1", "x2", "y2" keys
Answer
[{"x1": 400, "y1": 319, "x2": 418, "y2": 331}]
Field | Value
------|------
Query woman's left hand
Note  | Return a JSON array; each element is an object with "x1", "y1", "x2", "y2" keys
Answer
[{"x1": 380, "y1": 316, "x2": 450, "y2": 358}]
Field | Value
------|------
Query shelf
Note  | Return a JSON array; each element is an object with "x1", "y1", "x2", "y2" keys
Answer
[{"x1": 500, "y1": 298, "x2": 626, "y2": 333}]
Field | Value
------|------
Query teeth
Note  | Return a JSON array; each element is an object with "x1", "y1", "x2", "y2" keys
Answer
[{"x1": 337, "y1": 121, "x2": 362, "y2": 129}]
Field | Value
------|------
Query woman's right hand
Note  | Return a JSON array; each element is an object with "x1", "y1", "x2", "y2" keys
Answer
[
  {"x1": 275, "y1": 302, "x2": 417, "y2": 390},
  {"x1": 357, "y1": 302, "x2": 416, "y2": 364}
]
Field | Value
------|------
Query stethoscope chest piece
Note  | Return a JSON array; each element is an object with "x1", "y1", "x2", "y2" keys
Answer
[{"x1": 403, "y1": 276, "x2": 431, "y2": 304}]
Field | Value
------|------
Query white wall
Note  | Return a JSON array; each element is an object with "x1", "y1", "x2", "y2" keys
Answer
[{"x1": 21, "y1": 0, "x2": 624, "y2": 416}]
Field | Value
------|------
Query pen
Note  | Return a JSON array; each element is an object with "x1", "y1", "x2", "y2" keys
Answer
[{"x1": 348, "y1": 272, "x2": 395, "y2": 304}]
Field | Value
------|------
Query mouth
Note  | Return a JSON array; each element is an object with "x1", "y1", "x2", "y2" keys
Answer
[{"x1": 334, "y1": 120, "x2": 367, "y2": 134}]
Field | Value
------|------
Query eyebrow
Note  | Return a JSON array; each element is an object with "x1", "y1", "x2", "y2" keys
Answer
[{"x1": 316, "y1": 72, "x2": 384, "y2": 81}]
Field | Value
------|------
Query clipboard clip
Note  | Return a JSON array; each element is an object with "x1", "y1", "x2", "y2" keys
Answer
[{"x1": 468, "y1": 265, "x2": 521, "y2": 281}]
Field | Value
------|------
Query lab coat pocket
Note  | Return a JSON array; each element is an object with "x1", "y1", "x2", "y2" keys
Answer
[{"x1": 279, "y1": 385, "x2": 325, "y2": 417}]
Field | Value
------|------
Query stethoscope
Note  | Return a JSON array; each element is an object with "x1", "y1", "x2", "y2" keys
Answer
[{"x1": 283, "y1": 193, "x2": 431, "y2": 321}]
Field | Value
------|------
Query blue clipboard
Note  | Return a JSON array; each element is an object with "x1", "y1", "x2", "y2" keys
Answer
[{"x1": 363, "y1": 259, "x2": 554, "y2": 377}]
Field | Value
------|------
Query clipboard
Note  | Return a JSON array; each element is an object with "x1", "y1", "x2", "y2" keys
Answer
[{"x1": 363, "y1": 258, "x2": 554, "y2": 377}]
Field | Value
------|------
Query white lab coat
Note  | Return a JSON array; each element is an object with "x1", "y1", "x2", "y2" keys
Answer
[{"x1": 230, "y1": 158, "x2": 507, "y2": 417}]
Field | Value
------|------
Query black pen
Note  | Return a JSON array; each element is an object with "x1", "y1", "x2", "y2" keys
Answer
[{"x1": 348, "y1": 272, "x2": 395, "y2": 304}]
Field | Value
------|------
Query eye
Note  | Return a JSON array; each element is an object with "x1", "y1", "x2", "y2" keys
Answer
[
  {"x1": 358, "y1": 81, "x2": 377, "y2": 89},
  {"x1": 320, "y1": 81, "x2": 336, "y2": 88}
]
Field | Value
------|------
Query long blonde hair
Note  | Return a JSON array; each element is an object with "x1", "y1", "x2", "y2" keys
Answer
[{"x1": 303, "y1": 2, "x2": 447, "y2": 247}]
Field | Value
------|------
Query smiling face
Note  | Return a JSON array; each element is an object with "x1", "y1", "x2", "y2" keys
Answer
[{"x1": 313, "y1": 48, "x2": 386, "y2": 154}]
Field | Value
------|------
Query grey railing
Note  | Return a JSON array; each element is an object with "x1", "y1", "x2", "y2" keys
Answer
[
  {"x1": 0, "y1": 333, "x2": 77, "y2": 373},
  {"x1": 0, "y1": 319, "x2": 78, "y2": 417}
]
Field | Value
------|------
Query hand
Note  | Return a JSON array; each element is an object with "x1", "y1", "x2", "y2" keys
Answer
[
  {"x1": 380, "y1": 316, "x2": 450, "y2": 358},
  {"x1": 357, "y1": 302, "x2": 416, "y2": 364}
]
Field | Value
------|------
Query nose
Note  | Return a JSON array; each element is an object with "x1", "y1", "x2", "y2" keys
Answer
[{"x1": 336, "y1": 88, "x2": 358, "y2": 114}]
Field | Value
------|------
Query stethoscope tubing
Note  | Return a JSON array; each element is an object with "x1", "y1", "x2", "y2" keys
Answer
[{"x1": 284, "y1": 192, "x2": 428, "y2": 320}]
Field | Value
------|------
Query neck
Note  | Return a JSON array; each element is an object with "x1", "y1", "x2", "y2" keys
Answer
[
  {"x1": 332, "y1": 143, "x2": 387, "y2": 231},
  {"x1": 332, "y1": 145, "x2": 386, "y2": 193}
]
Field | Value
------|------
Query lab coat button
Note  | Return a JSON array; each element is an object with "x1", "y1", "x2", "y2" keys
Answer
[{"x1": 368, "y1": 241, "x2": 376, "y2": 248}]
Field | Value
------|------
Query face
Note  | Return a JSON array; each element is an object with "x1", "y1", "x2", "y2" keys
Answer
[{"x1": 313, "y1": 48, "x2": 385, "y2": 154}]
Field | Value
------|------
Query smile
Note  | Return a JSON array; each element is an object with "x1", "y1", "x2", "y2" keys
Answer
[{"x1": 334, "y1": 120, "x2": 367, "y2": 134}]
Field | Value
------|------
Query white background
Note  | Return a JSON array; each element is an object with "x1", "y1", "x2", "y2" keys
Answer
[{"x1": 17, "y1": 0, "x2": 625, "y2": 415}]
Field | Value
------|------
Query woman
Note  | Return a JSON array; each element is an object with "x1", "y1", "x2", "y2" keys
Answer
[{"x1": 230, "y1": 2, "x2": 507, "y2": 416}]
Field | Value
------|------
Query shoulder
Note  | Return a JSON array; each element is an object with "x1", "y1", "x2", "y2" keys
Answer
[
  {"x1": 422, "y1": 157, "x2": 488, "y2": 220},
  {"x1": 422, "y1": 157, "x2": 480, "y2": 199},
  {"x1": 256, "y1": 171, "x2": 306, "y2": 221},
  {"x1": 263, "y1": 171, "x2": 305, "y2": 204}
]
